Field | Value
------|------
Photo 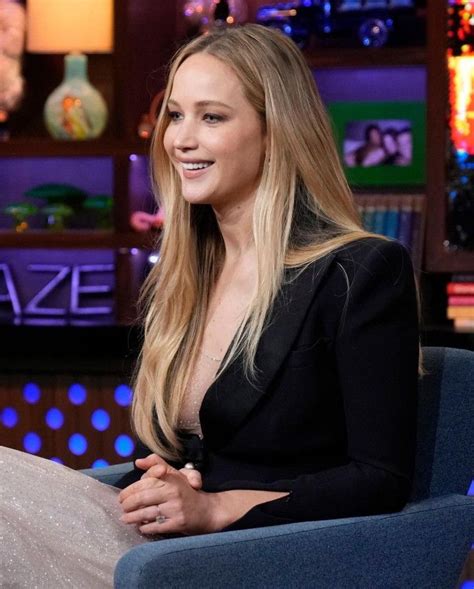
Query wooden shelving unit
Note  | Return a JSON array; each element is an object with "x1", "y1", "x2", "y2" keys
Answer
[
  {"x1": 0, "y1": 0, "x2": 176, "y2": 323},
  {"x1": 0, "y1": 230, "x2": 155, "y2": 249},
  {"x1": 304, "y1": 45, "x2": 426, "y2": 69},
  {"x1": 0, "y1": 138, "x2": 149, "y2": 158},
  {"x1": 0, "y1": 0, "x2": 471, "y2": 342}
]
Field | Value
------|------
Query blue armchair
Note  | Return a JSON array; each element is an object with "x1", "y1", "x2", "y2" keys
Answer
[{"x1": 84, "y1": 346, "x2": 474, "y2": 588}]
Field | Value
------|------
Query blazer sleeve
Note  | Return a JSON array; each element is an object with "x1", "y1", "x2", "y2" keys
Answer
[{"x1": 222, "y1": 239, "x2": 420, "y2": 531}]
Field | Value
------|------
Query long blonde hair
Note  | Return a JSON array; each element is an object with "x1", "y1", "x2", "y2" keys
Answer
[{"x1": 132, "y1": 24, "x2": 421, "y2": 460}]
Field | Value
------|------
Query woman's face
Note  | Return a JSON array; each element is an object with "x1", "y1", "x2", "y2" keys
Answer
[
  {"x1": 368, "y1": 127, "x2": 382, "y2": 146},
  {"x1": 383, "y1": 132, "x2": 398, "y2": 154},
  {"x1": 164, "y1": 53, "x2": 266, "y2": 210}
]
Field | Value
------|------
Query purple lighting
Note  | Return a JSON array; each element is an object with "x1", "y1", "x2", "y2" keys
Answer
[
  {"x1": 68, "y1": 383, "x2": 87, "y2": 405},
  {"x1": 24, "y1": 432, "x2": 42, "y2": 454},
  {"x1": 1, "y1": 407, "x2": 18, "y2": 428},
  {"x1": 69, "y1": 433, "x2": 88, "y2": 456},
  {"x1": 92, "y1": 459, "x2": 109, "y2": 468},
  {"x1": 91, "y1": 409, "x2": 110, "y2": 431},
  {"x1": 23, "y1": 383, "x2": 41, "y2": 404},
  {"x1": 314, "y1": 67, "x2": 426, "y2": 104},
  {"x1": 115, "y1": 435, "x2": 134, "y2": 457},
  {"x1": 46, "y1": 408, "x2": 64, "y2": 430},
  {"x1": 114, "y1": 384, "x2": 133, "y2": 407}
]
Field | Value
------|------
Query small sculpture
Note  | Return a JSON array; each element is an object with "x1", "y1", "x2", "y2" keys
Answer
[
  {"x1": 0, "y1": 0, "x2": 26, "y2": 139},
  {"x1": 3, "y1": 202, "x2": 38, "y2": 232},
  {"x1": 130, "y1": 209, "x2": 165, "y2": 232}
]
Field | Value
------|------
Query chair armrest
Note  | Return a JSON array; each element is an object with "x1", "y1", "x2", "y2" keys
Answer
[
  {"x1": 114, "y1": 494, "x2": 474, "y2": 589},
  {"x1": 81, "y1": 462, "x2": 134, "y2": 486}
]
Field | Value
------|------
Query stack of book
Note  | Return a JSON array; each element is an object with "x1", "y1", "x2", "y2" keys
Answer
[
  {"x1": 447, "y1": 275, "x2": 474, "y2": 332},
  {"x1": 355, "y1": 194, "x2": 425, "y2": 273}
]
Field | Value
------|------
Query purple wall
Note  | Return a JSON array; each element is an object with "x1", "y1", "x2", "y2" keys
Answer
[{"x1": 314, "y1": 66, "x2": 426, "y2": 103}]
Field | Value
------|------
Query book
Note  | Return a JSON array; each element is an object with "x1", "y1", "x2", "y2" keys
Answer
[
  {"x1": 447, "y1": 283, "x2": 474, "y2": 295},
  {"x1": 354, "y1": 193, "x2": 425, "y2": 276},
  {"x1": 447, "y1": 306, "x2": 474, "y2": 319},
  {"x1": 453, "y1": 318, "x2": 474, "y2": 331},
  {"x1": 448, "y1": 296, "x2": 474, "y2": 306},
  {"x1": 384, "y1": 199, "x2": 400, "y2": 239},
  {"x1": 397, "y1": 204, "x2": 413, "y2": 249},
  {"x1": 451, "y1": 274, "x2": 474, "y2": 282},
  {"x1": 362, "y1": 204, "x2": 376, "y2": 232},
  {"x1": 373, "y1": 204, "x2": 387, "y2": 235},
  {"x1": 409, "y1": 197, "x2": 425, "y2": 273}
]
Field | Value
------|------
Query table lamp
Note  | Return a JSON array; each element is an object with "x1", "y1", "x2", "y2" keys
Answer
[{"x1": 26, "y1": 0, "x2": 113, "y2": 140}]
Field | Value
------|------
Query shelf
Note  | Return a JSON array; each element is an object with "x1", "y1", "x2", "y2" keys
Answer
[
  {"x1": 0, "y1": 138, "x2": 150, "y2": 158},
  {"x1": 304, "y1": 46, "x2": 426, "y2": 69},
  {"x1": 0, "y1": 230, "x2": 156, "y2": 249},
  {"x1": 422, "y1": 324, "x2": 474, "y2": 351},
  {"x1": 0, "y1": 324, "x2": 140, "y2": 374}
]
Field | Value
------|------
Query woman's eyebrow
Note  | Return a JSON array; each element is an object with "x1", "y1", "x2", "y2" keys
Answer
[{"x1": 167, "y1": 98, "x2": 233, "y2": 110}]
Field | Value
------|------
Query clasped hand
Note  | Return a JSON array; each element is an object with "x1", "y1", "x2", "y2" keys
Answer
[{"x1": 118, "y1": 454, "x2": 218, "y2": 536}]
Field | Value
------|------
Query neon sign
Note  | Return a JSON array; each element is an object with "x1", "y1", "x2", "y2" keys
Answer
[{"x1": 0, "y1": 263, "x2": 114, "y2": 319}]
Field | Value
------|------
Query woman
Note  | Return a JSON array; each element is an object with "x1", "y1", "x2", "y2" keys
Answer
[
  {"x1": 1, "y1": 24, "x2": 420, "y2": 586},
  {"x1": 346, "y1": 124, "x2": 386, "y2": 167}
]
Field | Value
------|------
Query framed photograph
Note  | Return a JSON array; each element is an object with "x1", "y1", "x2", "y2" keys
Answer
[{"x1": 328, "y1": 102, "x2": 426, "y2": 186}]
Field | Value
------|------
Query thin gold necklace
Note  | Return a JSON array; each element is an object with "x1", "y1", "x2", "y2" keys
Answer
[{"x1": 200, "y1": 349, "x2": 223, "y2": 363}]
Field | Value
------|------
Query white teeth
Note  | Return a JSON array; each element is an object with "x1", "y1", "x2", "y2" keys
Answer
[{"x1": 182, "y1": 162, "x2": 212, "y2": 170}]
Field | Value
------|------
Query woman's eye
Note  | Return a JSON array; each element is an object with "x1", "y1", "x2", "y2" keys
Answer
[
  {"x1": 204, "y1": 113, "x2": 224, "y2": 124},
  {"x1": 167, "y1": 111, "x2": 182, "y2": 121}
]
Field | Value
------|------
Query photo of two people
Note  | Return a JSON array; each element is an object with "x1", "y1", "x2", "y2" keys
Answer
[{"x1": 344, "y1": 120, "x2": 413, "y2": 168}]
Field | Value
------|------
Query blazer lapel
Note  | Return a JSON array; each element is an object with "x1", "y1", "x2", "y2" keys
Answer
[{"x1": 200, "y1": 251, "x2": 337, "y2": 449}]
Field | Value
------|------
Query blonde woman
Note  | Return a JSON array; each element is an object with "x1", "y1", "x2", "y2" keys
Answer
[
  {"x1": 118, "y1": 23, "x2": 420, "y2": 531},
  {"x1": 1, "y1": 24, "x2": 420, "y2": 586}
]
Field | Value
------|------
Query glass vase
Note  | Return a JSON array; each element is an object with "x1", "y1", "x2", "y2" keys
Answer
[{"x1": 44, "y1": 53, "x2": 108, "y2": 140}]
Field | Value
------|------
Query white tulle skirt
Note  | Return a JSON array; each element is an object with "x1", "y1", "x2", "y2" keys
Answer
[{"x1": 0, "y1": 446, "x2": 149, "y2": 588}]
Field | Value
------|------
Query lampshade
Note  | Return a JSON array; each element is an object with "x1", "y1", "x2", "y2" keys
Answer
[{"x1": 26, "y1": 0, "x2": 114, "y2": 54}]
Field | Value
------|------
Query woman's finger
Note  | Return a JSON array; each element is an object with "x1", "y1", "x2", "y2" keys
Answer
[
  {"x1": 179, "y1": 467, "x2": 202, "y2": 490},
  {"x1": 139, "y1": 513, "x2": 179, "y2": 536},
  {"x1": 120, "y1": 504, "x2": 161, "y2": 525},
  {"x1": 118, "y1": 475, "x2": 164, "y2": 504},
  {"x1": 121, "y1": 484, "x2": 169, "y2": 514},
  {"x1": 141, "y1": 463, "x2": 167, "y2": 480},
  {"x1": 135, "y1": 453, "x2": 168, "y2": 470}
]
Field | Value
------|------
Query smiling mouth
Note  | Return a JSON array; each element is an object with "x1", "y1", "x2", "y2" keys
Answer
[{"x1": 181, "y1": 161, "x2": 214, "y2": 171}]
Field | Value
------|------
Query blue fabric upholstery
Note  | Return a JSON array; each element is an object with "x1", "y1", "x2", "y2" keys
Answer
[
  {"x1": 113, "y1": 495, "x2": 472, "y2": 589},
  {"x1": 81, "y1": 461, "x2": 133, "y2": 486},
  {"x1": 411, "y1": 347, "x2": 473, "y2": 500},
  {"x1": 84, "y1": 347, "x2": 474, "y2": 588}
]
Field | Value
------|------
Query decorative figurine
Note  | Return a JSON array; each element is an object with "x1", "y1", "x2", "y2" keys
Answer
[
  {"x1": 41, "y1": 203, "x2": 74, "y2": 231},
  {"x1": 83, "y1": 195, "x2": 113, "y2": 230},
  {"x1": 3, "y1": 202, "x2": 38, "y2": 232},
  {"x1": 23, "y1": 183, "x2": 113, "y2": 231},
  {"x1": 43, "y1": 55, "x2": 108, "y2": 140},
  {"x1": 0, "y1": 0, "x2": 26, "y2": 139},
  {"x1": 130, "y1": 209, "x2": 165, "y2": 232}
]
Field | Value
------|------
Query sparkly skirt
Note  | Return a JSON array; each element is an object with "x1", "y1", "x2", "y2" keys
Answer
[{"x1": 0, "y1": 446, "x2": 149, "y2": 588}]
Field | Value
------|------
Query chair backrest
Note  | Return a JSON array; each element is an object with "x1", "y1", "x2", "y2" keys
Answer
[{"x1": 410, "y1": 346, "x2": 474, "y2": 502}]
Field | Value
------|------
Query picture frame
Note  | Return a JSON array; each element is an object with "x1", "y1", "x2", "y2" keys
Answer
[{"x1": 328, "y1": 102, "x2": 426, "y2": 186}]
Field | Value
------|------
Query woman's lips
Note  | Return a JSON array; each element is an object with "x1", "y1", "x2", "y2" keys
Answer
[{"x1": 181, "y1": 162, "x2": 214, "y2": 179}]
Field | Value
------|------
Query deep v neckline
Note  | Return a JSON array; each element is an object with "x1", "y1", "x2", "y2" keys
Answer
[
  {"x1": 179, "y1": 257, "x2": 256, "y2": 437},
  {"x1": 178, "y1": 315, "x2": 244, "y2": 437}
]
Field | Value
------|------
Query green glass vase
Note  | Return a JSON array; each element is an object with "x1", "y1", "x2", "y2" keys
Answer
[{"x1": 44, "y1": 53, "x2": 108, "y2": 140}]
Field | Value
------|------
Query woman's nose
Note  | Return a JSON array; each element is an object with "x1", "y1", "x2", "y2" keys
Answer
[{"x1": 173, "y1": 120, "x2": 198, "y2": 151}]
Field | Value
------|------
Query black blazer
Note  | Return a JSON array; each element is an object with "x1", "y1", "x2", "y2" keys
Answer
[{"x1": 120, "y1": 237, "x2": 419, "y2": 531}]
